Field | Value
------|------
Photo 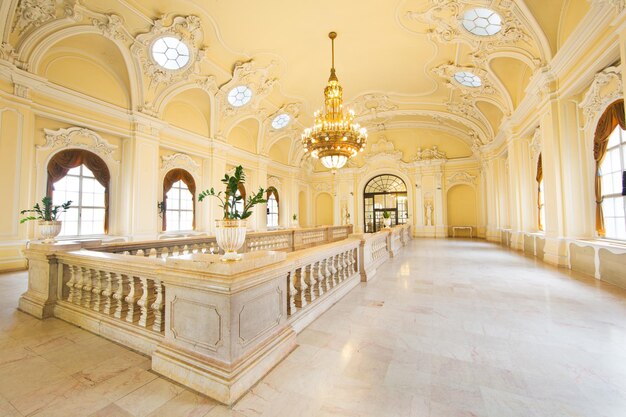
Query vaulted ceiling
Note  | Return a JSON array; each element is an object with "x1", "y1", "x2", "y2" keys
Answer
[{"x1": 3, "y1": 0, "x2": 592, "y2": 165}]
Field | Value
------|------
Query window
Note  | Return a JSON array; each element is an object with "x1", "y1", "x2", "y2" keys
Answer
[
  {"x1": 461, "y1": 8, "x2": 502, "y2": 36},
  {"x1": 453, "y1": 71, "x2": 482, "y2": 88},
  {"x1": 230, "y1": 183, "x2": 246, "y2": 216},
  {"x1": 600, "y1": 126, "x2": 626, "y2": 239},
  {"x1": 52, "y1": 165, "x2": 106, "y2": 236},
  {"x1": 363, "y1": 174, "x2": 408, "y2": 233},
  {"x1": 47, "y1": 149, "x2": 110, "y2": 236},
  {"x1": 163, "y1": 169, "x2": 196, "y2": 232},
  {"x1": 267, "y1": 187, "x2": 279, "y2": 228},
  {"x1": 151, "y1": 36, "x2": 190, "y2": 70},
  {"x1": 228, "y1": 86, "x2": 253, "y2": 107},
  {"x1": 165, "y1": 180, "x2": 194, "y2": 231}
]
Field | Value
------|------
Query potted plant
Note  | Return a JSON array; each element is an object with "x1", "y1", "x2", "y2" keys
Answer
[
  {"x1": 20, "y1": 197, "x2": 72, "y2": 243},
  {"x1": 291, "y1": 213, "x2": 299, "y2": 228},
  {"x1": 382, "y1": 210, "x2": 392, "y2": 228},
  {"x1": 198, "y1": 166, "x2": 266, "y2": 261}
]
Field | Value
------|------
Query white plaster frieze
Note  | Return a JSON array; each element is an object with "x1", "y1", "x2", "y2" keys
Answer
[
  {"x1": 579, "y1": 66, "x2": 622, "y2": 126},
  {"x1": 447, "y1": 171, "x2": 476, "y2": 185},
  {"x1": 161, "y1": 153, "x2": 200, "y2": 174}
]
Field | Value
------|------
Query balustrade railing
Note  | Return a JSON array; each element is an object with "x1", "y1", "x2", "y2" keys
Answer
[{"x1": 94, "y1": 225, "x2": 353, "y2": 258}]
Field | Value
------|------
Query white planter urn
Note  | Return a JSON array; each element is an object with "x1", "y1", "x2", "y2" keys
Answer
[
  {"x1": 291, "y1": 220, "x2": 299, "y2": 228},
  {"x1": 215, "y1": 219, "x2": 247, "y2": 261},
  {"x1": 38, "y1": 220, "x2": 62, "y2": 243},
  {"x1": 383, "y1": 218, "x2": 392, "y2": 228}
]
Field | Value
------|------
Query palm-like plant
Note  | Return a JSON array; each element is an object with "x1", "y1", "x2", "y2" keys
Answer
[
  {"x1": 20, "y1": 197, "x2": 72, "y2": 223},
  {"x1": 198, "y1": 165, "x2": 266, "y2": 220}
]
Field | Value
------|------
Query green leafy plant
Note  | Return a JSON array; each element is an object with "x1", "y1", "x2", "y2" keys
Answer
[
  {"x1": 382, "y1": 211, "x2": 391, "y2": 219},
  {"x1": 292, "y1": 214, "x2": 297, "y2": 221},
  {"x1": 198, "y1": 165, "x2": 267, "y2": 220},
  {"x1": 20, "y1": 197, "x2": 72, "y2": 223}
]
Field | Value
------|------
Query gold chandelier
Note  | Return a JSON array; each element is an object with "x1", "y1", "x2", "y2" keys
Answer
[{"x1": 302, "y1": 32, "x2": 367, "y2": 170}]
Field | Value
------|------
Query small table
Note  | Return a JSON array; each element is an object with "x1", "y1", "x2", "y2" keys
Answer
[{"x1": 452, "y1": 226, "x2": 473, "y2": 238}]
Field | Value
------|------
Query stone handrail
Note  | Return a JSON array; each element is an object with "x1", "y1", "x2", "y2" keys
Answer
[
  {"x1": 92, "y1": 225, "x2": 354, "y2": 257},
  {"x1": 18, "y1": 223, "x2": 408, "y2": 405}
]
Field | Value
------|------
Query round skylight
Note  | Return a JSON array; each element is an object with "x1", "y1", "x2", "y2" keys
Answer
[
  {"x1": 271, "y1": 114, "x2": 291, "y2": 129},
  {"x1": 227, "y1": 86, "x2": 253, "y2": 107},
  {"x1": 151, "y1": 36, "x2": 190, "y2": 70},
  {"x1": 454, "y1": 71, "x2": 482, "y2": 88},
  {"x1": 461, "y1": 8, "x2": 502, "y2": 37}
]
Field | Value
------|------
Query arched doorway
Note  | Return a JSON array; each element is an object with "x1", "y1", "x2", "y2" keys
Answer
[{"x1": 363, "y1": 174, "x2": 408, "y2": 233}]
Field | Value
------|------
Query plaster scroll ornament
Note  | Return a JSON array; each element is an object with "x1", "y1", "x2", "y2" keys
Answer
[
  {"x1": 92, "y1": 13, "x2": 129, "y2": 42},
  {"x1": 39, "y1": 127, "x2": 118, "y2": 156},
  {"x1": 364, "y1": 136, "x2": 403, "y2": 162},
  {"x1": 132, "y1": 15, "x2": 207, "y2": 89},
  {"x1": 0, "y1": 43, "x2": 17, "y2": 63},
  {"x1": 579, "y1": 66, "x2": 623, "y2": 126},
  {"x1": 161, "y1": 153, "x2": 200, "y2": 174},
  {"x1": 313, "y1": 182, "x2": 332, "y2": 193},
  {"x1": 350, "y1": 93, "x2": 399, "y2": 118},
  {"x1": 529, "y1": 126, "x2": 542, "y2": 160},
  {"x1": 413, "y1": 146, "x2": 447, "y2": 162},
  {"x1": 13, "y1": 0, "x2": 57, "y2": 34},
  {"x1": 218, "y1": 60, "x2": 277, "y2": 117},
  {"x1": 267, "y1": 175, "x2": 281, "y2": 190},
  {"x1": 403, "y1": 0, "x2": 532, "y2": 47},
  {"x1": 447, "y1": 171, "x2": 477, "y2": 185}
]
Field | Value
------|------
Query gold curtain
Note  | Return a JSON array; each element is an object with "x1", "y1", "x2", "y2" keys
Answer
[
  {"x1": 47, "y1": 149, "x2": 111, "y2": 233},
  {"x1": 593, "y1": 100, "x2": 626, "y2": 236},
  {"x1": 536, "y1": 154, "x2": 543, "y2": 230},
  {"x1": 162, "y1": 169, "x2": 196, "y2": 231}
]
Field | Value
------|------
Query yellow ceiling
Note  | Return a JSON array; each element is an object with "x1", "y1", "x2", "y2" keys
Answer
[{"x1": 6, "y1": 0, "x2": 593, "y2": 164}]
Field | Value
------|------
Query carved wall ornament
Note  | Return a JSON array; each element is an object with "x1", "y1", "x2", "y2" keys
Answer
[
  {"x1": 267, "y1": 175, "x2": 281, "y2": 190},
  {"x1": 161, "y1": 153, "x2": 200, "y2": 174},
  {"x1": 413, "y1": 145, "x2": 447, "y2": 162},
  {"x1": 403, "y1": 1, "x2": 533, "y2": 49},
  {"x1": 218, "y1": 60, "x2": 277, "y2": 118},
  {"x1": 39, "y1": 127, "x2": 116, "y2": 155},
  {"x1": 447, "y1": 171, "x2": 477, "y2": 185},
  {"x1": 579, "y1": 66, "x2": 623, "y2": 126},
  {"x1": 529, "y1": 126, "x2": 542, "y2": 160},
  {"x1": 131, "y1": 15, "x2": 207, "y2": 89},
  {"x1": 0, "y1": 43, "x2": 17, "y2": 63},
  {"x1": 313, "y1": 182, "x2": 333, "y2": 193},
  {"x1": 364, "y1": 136, "x2": 403, "y2": 163},
  {"x1": 13, "y1": 0, "x2": 57, "y2": 34},
  {"x1": 350, "y1": 93, "x2": 399, "y2": 118},
  {"x1": 92, "y1": 13, "x2": 130, "y2": 42}
]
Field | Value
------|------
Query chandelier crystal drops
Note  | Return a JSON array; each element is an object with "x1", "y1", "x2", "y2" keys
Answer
[{"x1": 302, "y1": 32, "x2": 367, "y2": 170}]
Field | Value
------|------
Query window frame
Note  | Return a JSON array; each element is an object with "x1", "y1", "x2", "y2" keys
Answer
[
  {"x1": 165, "y1": 179, "x2": 195, "y2": 232},
  {"x1": 266, "y1": 187, "x2": 279, "y2": 228},
  {"x1": 599, "y1": 126, "x2": 626, "y2": 240}
]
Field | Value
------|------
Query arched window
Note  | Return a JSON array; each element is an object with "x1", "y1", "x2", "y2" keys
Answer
[
  {"x1": 363, "y1": 174, "x2": 408, "y2": 233},
  {"x1": 163, "y1": 169, "x2": 195, "y2": 231},
  {"x1": 595, "y1": 100, "x2": 626, "y2": 239},
  {"x1": 266, "y1": 187, "x2": 279, "y2": 228},
  {"x1": 47, "y1": 149, "x2": 110, "y2": 236},
  {"x1": 537, "y1": 154, "x2": 544, "y2": 231},
  {"x1": 231, "y1": 183, "x2": 246, "y2": 216}
]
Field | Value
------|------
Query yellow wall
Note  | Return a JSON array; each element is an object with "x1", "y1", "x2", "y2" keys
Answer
[
  {"x1": 298, "y1": 190, "x2": 307, "y2": 227},
  {"x1": 315, "y1": 193, "x2": 333, "y2": 226},
  {"x1": 447, "y1": 185, "x2": 477, "y2": 235}
]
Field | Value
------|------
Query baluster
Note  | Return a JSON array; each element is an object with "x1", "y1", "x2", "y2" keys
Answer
[
  {"x1": 292, "y1": 268, "x2": 307, "y2": 309},
  {"x1": 287, "y1": 270, "x2": 297, "y2": 315},
  {"x1": 82, "y1": 269, "x2": 94, "y2": 308},
  {"x1": 73, "y1": 267, "x2": 86, "y2": 305},
  {"x1": 151, "y1": 280, "x2": 165, "y2": 333},
  {"x1": 125, "y1": 276, "x2": 141, "y2": 323},
  {"x1": 138, "y1": 277, "x2": 155, "y2": 328},
  {"x1": 304, "y1": 264, "x2": 317, "y2": 303},
  {"x1": 350, "y1": 248, "x2": 357, "y2": 275},
  {"x1": 101, "y1": 272, "x2": 116, "y2": 315},
  {"x1": 342, "y1": 251, "x2": 349, "y2": 281},
  {"x1": 113, "y1": 274, "x2": 129, "y2": 319},
  {"x1": 314, "y1": 261, "x2": 326, "y2": 297},
  {"x1": 330, "y1": 255, "x2": 339, "y2": 287},
  {"x1": 321, "y1": 258, "x2": 332, "y2": 292},
  {"x1": 66, "y1": 264, "x2": 78, "y2": 303},
  {"x1": 91, "y1": 270, "x2": 104, "y2": 312}
]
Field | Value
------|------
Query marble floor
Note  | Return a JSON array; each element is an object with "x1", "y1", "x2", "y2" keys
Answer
[{"x1": 2, "y1": 239, "x2": 626, "y2": 417}]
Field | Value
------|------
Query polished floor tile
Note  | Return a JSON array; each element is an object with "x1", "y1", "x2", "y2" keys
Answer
[{"x1": 2, "y1": 239, "x2": 626, "y2": 416}]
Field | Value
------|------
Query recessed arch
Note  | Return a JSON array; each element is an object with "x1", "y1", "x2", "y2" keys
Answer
[
  {"x1": 162, "y1": 88, "x2": 212, "y2": 137},
  {"x1": 226, "y1": 117, "x2": 260, "y2": 154},
  {"x1": 446, "y1": 184, "x2": 477, "y2": 237},
  {"x1": 489, "y1": 55, "x2": 534, "y2": 110}
]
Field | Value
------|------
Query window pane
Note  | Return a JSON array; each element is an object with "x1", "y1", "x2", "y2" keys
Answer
[{"x1": 608, "y1": 128, "x2": 621, "y2": 148}]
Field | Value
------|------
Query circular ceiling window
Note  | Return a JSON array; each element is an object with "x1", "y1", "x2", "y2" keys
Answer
[
  {"x1": 461, "y1": 8, "x2": 502, "y2": 37},
  {"x1": 227, "y1": 86, "x2": 253, "y2": 107},
  {"x1": 271, "y1": 114, "x2": 291, "y2": 129},
  {"x1": 151, "y1": 36, "x2": 190, "y2": 70},
  {"x1": 453, "y1": 71, "x2": 482, "y2": 88}
]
